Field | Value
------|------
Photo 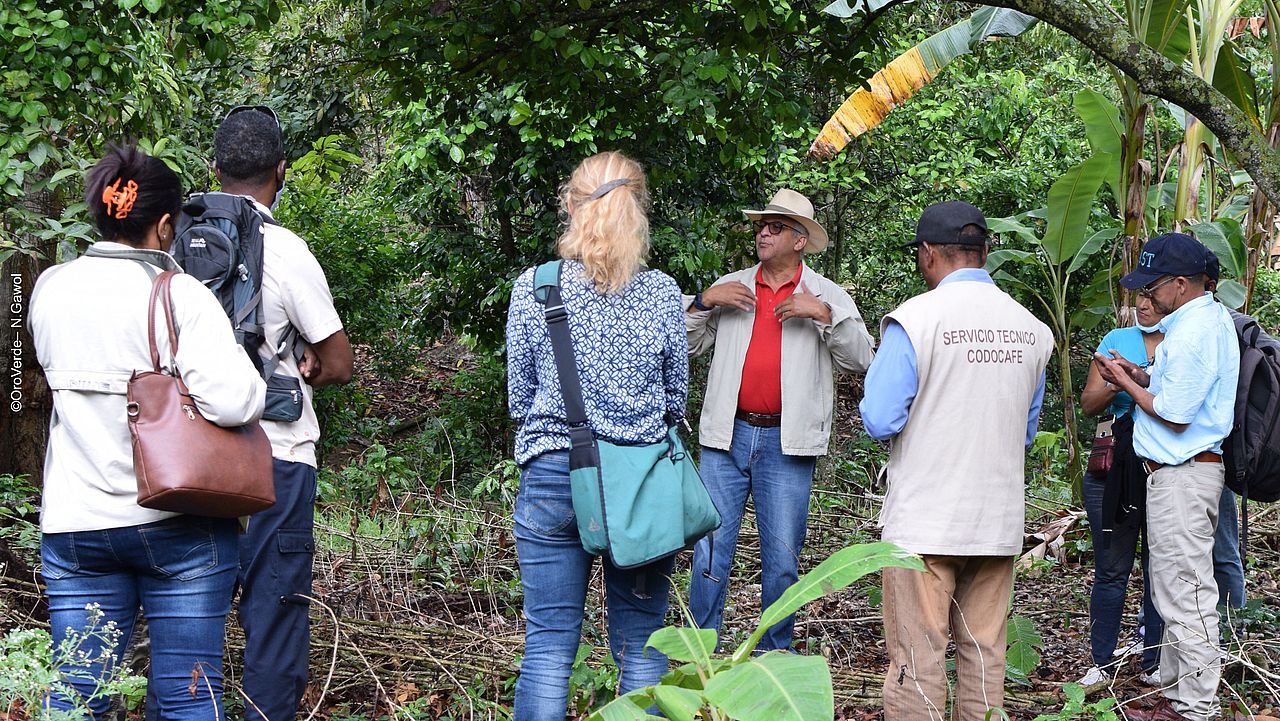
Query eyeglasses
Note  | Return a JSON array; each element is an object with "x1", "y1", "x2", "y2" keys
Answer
[
  {"x1": 1137, "y1": 276, "x2": 1178, "y2": 299},
  {"x1": 224, "y1": 104, "x2": 280, "y2": 129},
  {"x1": 753, "y1": 220, "x2": 804, "y2": 236}
]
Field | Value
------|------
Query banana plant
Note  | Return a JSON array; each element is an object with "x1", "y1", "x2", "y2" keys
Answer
[
  {"x1": 586, "y1": 543, "x2": 923, "y2": 721},
  {"x1": 1173, "y1": 0, "x2": 1249, "y2": 227},
  {"x1": 985, "y1": 149, "x2": 1116, "y2": 494},
  {"x1": 808, "y1": 5, "x2": 1038, "y2": 159}
]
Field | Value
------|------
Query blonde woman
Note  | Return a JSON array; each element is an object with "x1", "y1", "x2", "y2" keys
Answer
[{"x1": 505, "y1": 151, "x2": 688, "y2": 720}]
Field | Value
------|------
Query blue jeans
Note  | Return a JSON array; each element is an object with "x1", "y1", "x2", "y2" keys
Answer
[
  {"x1": 1213, "y1": 488, "x2": 1245, "y2": 610},
  {"x1": 41, "y1": 516, "x2": 238, "y2": 720},
  {"x1": 514, "y1": 451, "x2": 674, "y2": 721},
  {"x1": 689, "y1": 420, "x2": 817, "y2": 651},
  {"x1": 236, "y1": 459, "x2": 318, "y2": 721},
  {"x1": 1082, "y1": 471, "x2": 1162, "y2": 670}
]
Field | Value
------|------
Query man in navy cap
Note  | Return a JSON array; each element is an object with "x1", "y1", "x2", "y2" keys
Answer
[
  {"x1": 1095, "y1": 232, "x2": 1238, "y2": 721},
  {"x1": 861, "y1": 201, "x2": 1052, "y2": 721}
]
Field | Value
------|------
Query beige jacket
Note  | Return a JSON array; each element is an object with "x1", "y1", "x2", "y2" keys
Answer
[{"x1": 685, "y1": 263, "x2": 875, "y2": 455}]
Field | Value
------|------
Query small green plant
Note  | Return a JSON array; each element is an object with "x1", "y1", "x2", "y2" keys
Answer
[
  {"x1": 0, "y1": 604, "x2": 147, "y2": 720},
  {"x1": 586, "y1": 542, "x2": 923, "y2": 721},
  {"x1": 0, "y1": 473, "x2": 40, "y2": 563},
  {"x1": 1030, "y1": 683, "x2": 1119, "y2": 721},
  {"x1": 1005, "y1": 615, "x2": 1045, "y2": 685},
  {"x1": 567, "y1": 644, "x2": 618, "y2": 716}
]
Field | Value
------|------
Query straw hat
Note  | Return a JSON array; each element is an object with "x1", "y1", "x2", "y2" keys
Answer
[{"x1": 742, "y1": 188, "x2": 828, "y2": 253}]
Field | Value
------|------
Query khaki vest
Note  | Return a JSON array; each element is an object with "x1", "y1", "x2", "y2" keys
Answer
[{"x1": 879, "y1": 280, "x2": 1053, "y2": 555}]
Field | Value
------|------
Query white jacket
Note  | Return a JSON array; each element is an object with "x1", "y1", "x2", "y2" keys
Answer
[
  {"x1": 685, "y1": 263, "x2": 875, "y2": 455},
  {"x1": 31, "y1": 244, "x2": 266, "y2": 533}
]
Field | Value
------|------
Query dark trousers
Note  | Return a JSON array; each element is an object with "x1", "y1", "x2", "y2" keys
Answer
[
  {"x1": 1082, "y1": 471, "x2": 1162, "y2": 670},
  {"x1": 238, "y1": 458, "x2": 317, "y2": 721}
]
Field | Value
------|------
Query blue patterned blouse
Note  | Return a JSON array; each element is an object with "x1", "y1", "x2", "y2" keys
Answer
[{"x1": 506, "y1": 260, "x2": 689, "y2": 465}]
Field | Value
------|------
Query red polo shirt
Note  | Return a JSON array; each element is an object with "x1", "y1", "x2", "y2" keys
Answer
[{"x1": 737, "y1": 264, "x2": 803, "y2": 415}]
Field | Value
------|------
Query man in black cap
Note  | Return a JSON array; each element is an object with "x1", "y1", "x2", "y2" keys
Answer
[
  {"x1": 1095, "y1": 232, "x2": 1238, "y2": 721},
  {"x1": 860, "y1": 201, "x2": 1053, "y2": 721}
]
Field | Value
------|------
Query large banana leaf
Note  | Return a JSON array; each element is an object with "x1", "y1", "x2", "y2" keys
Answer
[
  {"x1": 645, "y1": 627, "x2": 717, "y2": 666},
  {"x1": 822, "y1": 0, "x2": 897, "y2": 17},
  {"x1": 735, "y1": 542, "x2": 921, "y2": 660},
  {"x1": 810, "y1": 8, "x2": 1036, "y2": 158},
  {"x1": 1190, "y1": 218, "x2": 1249, "y2": 276},
  {"x1": 588, "y1": 689, "x2": 654, "y2": 721},
  {"x1": 703, "y1": 652, "x2": 833, "y2": 721},
  {"x1": 1144, "y1": 0, "x2": 1193, "y2": 59},
  {"x1": 1043, "y1": 153, "x2": 1114, "y2": 265},
  {"x1": 1213, "y1": 40, "x2": 1261, "y2": 130},
  {"x1": 653, "y1": 686, "x2": 705, "y2": 721},
  {"x1": 1073, "y1": 90, "x2": 1123, "y2": 157}
]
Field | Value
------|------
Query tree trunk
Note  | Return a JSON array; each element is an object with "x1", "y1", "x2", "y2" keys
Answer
[
  {"x1": 0, "y1": 252, "x2": 51, "y2": 483},
  {"x1": 1244, "y1": 122, "x2": 1280, "y2": 311}
]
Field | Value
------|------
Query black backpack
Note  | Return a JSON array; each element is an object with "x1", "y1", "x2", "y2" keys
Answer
[
  {"x1": 172, "y1": 193, "x2": 305, "y2": 423},
  {"x1": 172, "y1": 192, "x2": 274, "y2": 372},
  {"x1": 1223, "y1": 311, "x2": 1280, "y2": 554}
]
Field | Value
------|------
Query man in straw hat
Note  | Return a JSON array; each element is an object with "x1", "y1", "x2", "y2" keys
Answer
[
  {"x1": 860, "y1": 201, "x2": 1052, "y2": 720},
  {"x1": 685, "y1": 188, "x2": 875, "y2": 651}
]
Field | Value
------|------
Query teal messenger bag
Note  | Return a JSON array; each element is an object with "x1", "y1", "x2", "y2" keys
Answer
[{"x1": 533, "y1": 261, "x2": 721, "y2": 569}]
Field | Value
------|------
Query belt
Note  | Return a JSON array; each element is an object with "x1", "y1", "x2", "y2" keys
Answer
[
  {"x1": 1142, "y1": 451, "x2": 1222, "y2": 474},
  {"x1": 735, "y1": 410, "x2": 782, "y2": 427}
]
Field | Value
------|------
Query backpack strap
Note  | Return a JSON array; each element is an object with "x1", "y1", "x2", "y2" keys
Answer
[
  {"x1": 532, "y1": 261, "x2": 595, "y2": 454},
  {"x1": 259, "y1": 323, "x2": 302, "y2": 380}
]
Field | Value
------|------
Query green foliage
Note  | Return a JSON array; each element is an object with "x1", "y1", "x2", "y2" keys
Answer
[
  {"x1": 0, "y1": 0, "x2": 278, "y2": 261},
  {"x1": 0, "y1": 609, "x2": 147, "y2": 720},
  {"x1": 567, "y1": 644, "x2": 619, "y2": 717},
  {"x1": 1004, "y1": 615, "x2": 1044, "y2": 685},
  {"x1": 587, "y1": 542, "x2": 923, "y2": 721},
  {"x1": 0, "y1": 473, "x2": 40, "y2": 562},
  {"x1": 1029, "y1": 683, "x2": 1118, "y2": 721}
]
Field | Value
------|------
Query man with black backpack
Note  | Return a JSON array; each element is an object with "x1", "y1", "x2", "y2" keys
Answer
[
  {"x1": 1096, "y1": 233, "x2": 1238, "y2": 721},
  {"x1": 201, "y1": 105, "x2": 353, "y2": 721}
]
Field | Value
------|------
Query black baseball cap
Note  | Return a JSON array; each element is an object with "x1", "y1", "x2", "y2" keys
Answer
[
  {"x1": 1119, "y1": 233, "x2": 1213, "y2": 289},
  {"x1": 903, "y1": 201, "x2": 989, "y2": 248}
]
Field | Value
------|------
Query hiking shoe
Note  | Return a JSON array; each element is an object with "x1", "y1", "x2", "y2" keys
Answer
[
  {"x1": 1112, "y1": 636, "x2": 1142, "y2": 658},
  {"x1": 1139, "y1": 667, "x2": 1161, "y2": 686},
  {"x1": 1077, "y1": 665, "x2": 1111, "y2": 687}
]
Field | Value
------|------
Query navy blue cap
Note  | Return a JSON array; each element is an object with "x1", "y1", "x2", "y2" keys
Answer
[
  {"x1": 902, "y1": 201, "x2": 989, "y2": 248},
  {"x1": 1119, "y1": 233, "x2": 1212, "y2": 289}
]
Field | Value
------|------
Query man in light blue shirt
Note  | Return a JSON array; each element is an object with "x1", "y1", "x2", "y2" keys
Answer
[
  {"x1": 1095, "y1": 232, "x2": 1238, "y2": 721},
  {"x1": 859, "y1": 201, "x2": 1054, "y2": 721}
]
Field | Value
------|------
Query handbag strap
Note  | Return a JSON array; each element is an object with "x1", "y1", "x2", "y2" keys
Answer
[
  {"x1": 533, "y1": 261, "x2": 595, "y2": 453},
  {"x1": 146, "y1": 271, "x2": 180, "y2": 373}
]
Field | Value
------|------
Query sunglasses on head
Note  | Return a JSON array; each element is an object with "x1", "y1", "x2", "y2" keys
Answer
[
  {"x1": 224, "y1": 104, "x2": 280, "y2": 129},
  {"x1": 753, "y1": 220, "x2": 803, "y2": 236}
]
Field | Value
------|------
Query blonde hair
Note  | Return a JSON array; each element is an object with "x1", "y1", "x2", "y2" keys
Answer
[{"x1": 557, "y1": 151, "x2": 650, "y2": 294}]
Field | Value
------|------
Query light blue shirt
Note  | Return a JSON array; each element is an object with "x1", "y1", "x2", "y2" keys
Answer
[
  {"x1": 1095, "y1": 326, "x2": 1149, "y2": 419},
  {"x1": 1133, "y1": 292, "x2": 1238, "y2": 465},
  {"x1": 859, "y1": 268, "x2": 1046, "y2": 446}
]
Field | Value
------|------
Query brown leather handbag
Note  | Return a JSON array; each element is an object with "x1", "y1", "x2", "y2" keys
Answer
[
  {"x1": 1086, "y1": 417, "x2": 1116, "y2": 476},
  {"x1": 127, "y1": 271, "x2": 275, "y2": 517}
]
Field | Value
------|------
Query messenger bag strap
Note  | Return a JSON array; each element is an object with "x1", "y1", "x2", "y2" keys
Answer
[
  {"x1": 145, "y1": 271, "x2": 180, "y2": 374},
  {"x1": 536, "y1": 262, "x2": 587, "y2": 424}
]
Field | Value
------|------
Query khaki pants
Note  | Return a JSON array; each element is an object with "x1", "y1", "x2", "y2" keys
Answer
[
  {"x1": 1147, "y1": 461, "x2": 1223, "y2": 721},
  {"x1": 882, "y1": 555, "x2": 1014, "y2": 721}
]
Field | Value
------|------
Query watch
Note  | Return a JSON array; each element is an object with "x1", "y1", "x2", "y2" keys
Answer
[{"x1": 691, "y1": 292, "x2": 711, "y2": 311}]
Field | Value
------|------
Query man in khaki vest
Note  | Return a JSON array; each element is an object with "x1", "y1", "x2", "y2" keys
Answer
[
  {"x1": 860, "y1": 201, "x2": 1052, "y2": 721},
  {"x1": 685, "y1": 188, "x2": 875, "y2": 650}
]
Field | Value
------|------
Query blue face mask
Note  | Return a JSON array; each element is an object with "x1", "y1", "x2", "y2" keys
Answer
[
  {"x1": 1137, "y1": 321, "x2": 1161, "y2": 334},
  {"x1": 271, "y1": 170, "x2": 286, "y2": 210}
]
